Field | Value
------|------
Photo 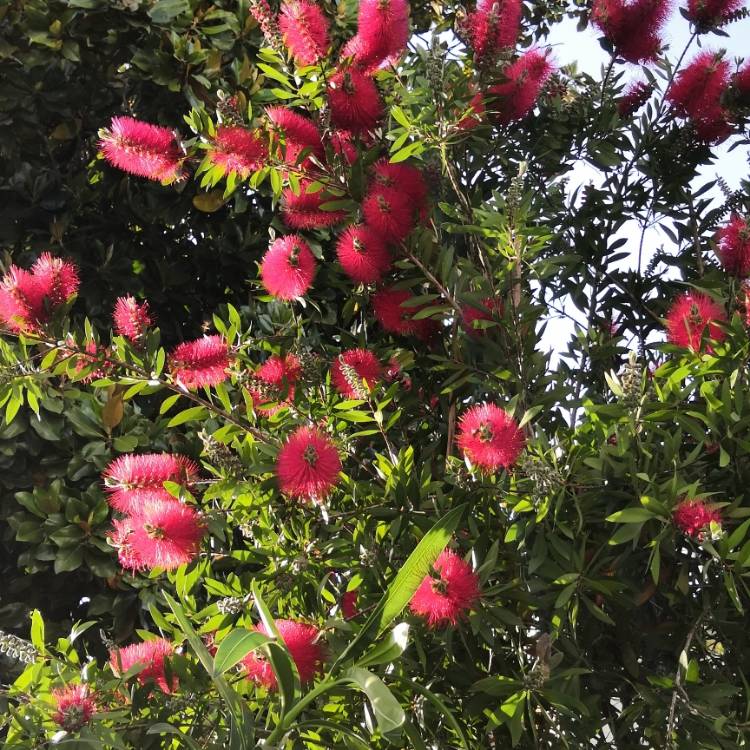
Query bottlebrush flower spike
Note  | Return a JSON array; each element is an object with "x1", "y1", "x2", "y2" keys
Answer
[
  {"x1": 169, "y1": 335, "x2": 232, "y2": 390},
  {"x1": 102, "y1": 453, "x2": 200, "y2": 514},
  {"x1": 458, "y1": 91, "x2": 487, "y2": 130},
  {"x1": 109, "y1": 638, "x2": 177, "y2": 693},
  {"x1": 74, "y1": 340, "x2": 113, "y2": 384},
  {"x1": 279, "y1": 0, "x2": 330, "y2": 65},
  {"x1": 350, "y1": 0, "x2": 409, "y2": 71},
  {"x1": 673, "y1": 498, "x2": 722, "y2": 539},
  {"x1": 266, "y1": 107, "x2": 324, "y2": 168},
  {"x1": 340, "y1": 589, "x2": 360, "y2": 619},
  {"x1": 462, "y1": 0, "x2": 523, "y2": 67},
  {"x1": 107, "y1": 517, "x2": 143, "y2": 570},
  {"x1": 372, "y1": 286, "x2": 421, "y2": 335},
  {"x1": 0, "y1": 266, "x2": 46, "y2": 333},
  {"x1": 99, "y1": 116, "x2": 184, "y2": 183},
  {"x1": 336, "y1": 224, "x2": 392, "y2": 284},
  {"x1": 410, "y1": 550, "x2": 481, "y2": 628},
  {"x1": 331, "y1": 348, "x2": 382, "y2": 398},
  {"x1": 248, "y1": 353, "x2": 302, "y2": 414},
  {"x1": 327, "y1": 69, "x2": 384, "y2": 134},
  {"x1": 123, "y1": 497, "x2": 205, "y2": 571},
  {"x1": 462, "y1": 297, "x2": 504, "y2": 337},
  {"x1": 242, "y1": 619, "x2": 325, "y2": 689},
  {"x1": 715, "y1": 214, "x2": 750, "y2": 276},
  {"x1": 590, "y1": 0, "x2": 670, "y2": 63},
  {"x1": 735, "y1": 61, "x2": 750, "y2": 100},
  {"x1": 260, "y1": 235, "x2": 317, "y2": 300},
  {"x1": 207, "y1": 126, "x2": 267, "y2": 178},
  {"x1": 51, "y1": 684, "x2": 96, "y2": 732},
  {"x1": 31, "y1": 253, "x2": 80, "y2": 307},
  {"x1": 686, "y1": 0, "x2": 742, "y2": 27},
  {"x1": 617, "y1": 80, "x2": 653, "y2": 116},
  {"x1": 488, "y1": 49, "x2": 554, "y2": 124},
  {"x1": 457, "y1": 402, "x2": 525, "y2": 471},
  {"x1": 276, "y1": 425, "x2": 342, "y2": 501},
  {"x1": 665, "y1": 291, "x2": 727, "y2": 352},
  {"x1": 281, "y1": 181, "x2": 347, "y2": 229},
  {"x1": 113, "y1": 295, "x2": 153, "y2": 342},
  {"x1": 328, "y1": 130, "x2": 359, "y2": 165},
  {"x1": 667, "y1": 50, "x2": 732, "y2": 142},
  {"x1": 371, "y1": 159, "x2": 429, "y2": 220},
  {"x1": 362, "y1": 186, "x2": 415, "y2": 243}
]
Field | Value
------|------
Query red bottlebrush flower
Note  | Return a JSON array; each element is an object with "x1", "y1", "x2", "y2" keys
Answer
[
  {"x1": 266, "y1": 107, "x2": 324, "y2": 169},
  {"x1": 242, "y1": 619, "x2": 325, "y2": 689},
  {"x1": 371, "y1": 159, "x2": 429, "y2": 220},
  {"x1": 673, "y1": 498, "x2": 722, "y2": 539},
  {"x1": 488, "y1": 50, "x2": 554, "y2": 124},
  {"x1": 327, "y1": 69, "x2": 384, "y2": 134},
  {"x1": 0, "y1": 266, "x2": 46, "y2": 333},
  {"x1": 665, "y1": 291, "x2": 727, "y2": 352},
  {"x1": 107, "y1": 517, "x2": 143, "y2": 571},
  {"x1": 686, "y1": 0, "x2": 742, "y2": 27},
  {"x1": 590, "y1": 0, "x2": 671, "y2": 64},
  {"x1": 249, "y1": 0, "x2": 280, "y2": 44},
  {"x1": 456, "y1": 402, "x2": 525, "y2": 471},
  {"x1": 336, "y1": 224, "x2": 392, "y2": 284},
  {"x1": 113, "y1": 295, "x2": 153, "y2": 342},
  {"x1": 260, "y1": 235, "x2": 317, "y2": 300},
  {"x1": 340, "y1": 589, "x2": 360, "y2": 619},
  {"x1": 279, "y1": 0, "x2": 329, "y2": 65},
  {"x1": 715, "y1": 214, "x2": 750, "y2": 276},
  {"x1": 331, "y1": 348, "x2": 382, "y2": 397},
  {"x1": 362, "y1": 187, "x2": 415, "y2": 243},
  {"x1": 667, "y1": 50, "x2": 732, "y2": 142},
  {"x1": 207, "y1": 126, "x2": 266, "y2": 178},
  {"x1": 51, "y1": 684, "x2": 96, "y2": 732},
  {"x1": 99, "y1": 116, "x2": 184, "y2": 183},
  {"x1": 31, "y1": 253, "x2": 79, "y2": 307},
  {"x1": 125, "y1": 497, "x2": 205, "y2": 571},
  {"x1": 281, "y1": 181, "x2": 347, "y2": 229},
  {"x1": 735, "y1": 61, "x2": 750, "y2": 100},
  {"x1": 103, "y1": 452, "x2": 200, "y2": 514},
  {"x1": 353, "y1": 0, "x2": 409, "y2": 71},
  {"x1": 409, "y1": 550, "x2": 481, "y2": 628},
  {"x1": 328, "y1": 130, "x2": 359, "y2": 164},
  {"x1": 276, "y1": 425, "x2": 341, "y2": 501},
  {"x1": 461, "y1": 0, "x2": 523, "y2": 67},
  {"x1": 462, "y1": 297, "x2": 504, "y2": 337},
  {"x1": 73, "y1": 340, "x2": 113, "y2": 384},
  {"x1": 371, "y1": 286, "x2": 423, "y2": 335},
  {"x1": 248, "y1": 353, "x2": 302, "y2": 413},
  {"x1": 617, "y1": 80, "x2": 653, "y2": 116},
  {"x1": 458, "y1": 91, "x2": 487, "y2": 130},
  {"x1": 169, "y1": 335, "x2": 232, "y2": 390},
  {"x1": 109, "y1": 638, "x2": 177, "y2": 693}
]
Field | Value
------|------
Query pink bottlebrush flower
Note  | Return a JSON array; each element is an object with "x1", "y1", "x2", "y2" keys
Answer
[
  {"x1": 686, "y1": 0, "x2": 742, "y2": 27},
  {"x1": 266, "y1": 107, "x2": 324, "y2": 169},
  {"x1": 0, "y1": 266, "x2": 47, "y2": 333},
  {"x1": 109, "y1": 638, "x2": 178, "y2": 693},
  {"x1": 31, "y1": 253, "x2": 80, "y2": 307},
  {"x1": 410, "y1": 550, "x2": 481, "y2": 628},
  {"x1": 352, "y1": 0, "x2": 409, "y2": 71},
  {"x1": 362, "y1": 186, "x2": 415, "y2": 243},
  {"x1": 340, "y1": 589, "x2": 360, "y2": 619},
  {"x1": 248, "y1": 353, "x2": 302, "y2": 414},
  {"x1": 617, "y1": 80, "x2": 654, "y2": 116},
  {"x1": 458, "y1": 91, "x2": 487, "y2": 130},
  {"x1": 456, "y1": 402, "x2": 525, "y2": 471},
  {"x1": 276, "y1": 425, "x2": 342, "y2": 501},
  {"x1": 590, "y1": 0, "x2": 671, "y2": 64},
  {"x1": 330, "y1": 348, "x2": 382, "y2": 397},
  {"x1": 124, "y1": 497, "x2": 205, "y2": 571},
  {"x1": 462, "y1": 297, "x2": 504, "y2": 337},
  {"x1": 667, "y1": 50, "x2": 732, "y2": 142},
  {"x1": 249, "y1": 0, "x2": 280, "y2": 44},
  {"x1": 371, "y1": 159, "x2": 429, "y2": 221},
  {"x1": 665, "y1": 291, "x2": 727, "y2": 351},
  {"x1": 735, "y1": 61, "x2": 750, "y2": 100},
  {"x1": 260, "y1": 235, "x2": 317, "y2": 300},
  {"x1": 673, "y1": 498, "x2": 722, "y2": 539},
  {"x1": 99, "y1": 116, "x2": 184, "y2": 183},
  {"x1": 51, "y1": 684, "x2": 96, "y2": 732},
  {"x1": 242, "y1": 619, "x2": 325, "y2": 689},
  {"x1": 488, "y1": 49, "x2": 554, "y2": 124},
  {"x1": 281, "y1": 181, "x2": 347, "y2": 229},
  {"x1": 73, "y1": 340, "x2": 113, "y2": 384},
  {"x1": 279, "y1": 0, "x2": 330, "y2": 65},
  {"x1": 336, "y1": 224, "x2": 392, "y2": 284},
  {"x1": 461, "y1": 0, "x2": 523, "y2": 67},
  {"x1": 371, "y1": 286, "x2": 422, "y2": 335},
  {"x1": 103, "y1": 452, "x2": 200, "y2": 514},
  {"x1": 107, "y1": 517, "x2": 143, "y2": 571},
  {"x1": 169, "y1": 335, "x2": 232, "y2": 390},
  {"x1": 715, "y1": 214, "x2": 750, "y2": 276},
  {"x1": 207, "y1": 126, "x2": 267, "y2": 178},
  {"x1": 327, "y1": 69, "x2": 384, "y2": 134},
  {"x1": 113, "y1": 295, "x2": 153, "y2": 342},
  {"x1": 328, "y1": 130, "x2": 359, "y2": 164}
]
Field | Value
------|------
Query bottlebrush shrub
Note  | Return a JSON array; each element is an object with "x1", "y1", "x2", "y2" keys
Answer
[{"x1": 6, "y1": 0, "x2": 750, "y2": 748}]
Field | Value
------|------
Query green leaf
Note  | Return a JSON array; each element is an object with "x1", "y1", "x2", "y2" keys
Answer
[
  {"x1": 358, "y1": 623, "x2": 410, "y2": 668},
  {"x1": 606, "y1": 508, "x2": 655, "y2": 523},
  {"x1": 168, "y1": 406, "x2": 208, "y2": 427},
  {"x1": 30, "y1": 610, "x2": 45, "y2": 653},
  {"x1": 212, "y1": 631, "x2": 271, "y2": 676},
  {"x1": 148, "y1": 0, "x2": 190, "y2": 24},
  {"x1": 344, "y1": 667, "x2": 405, "y2": 742}
]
